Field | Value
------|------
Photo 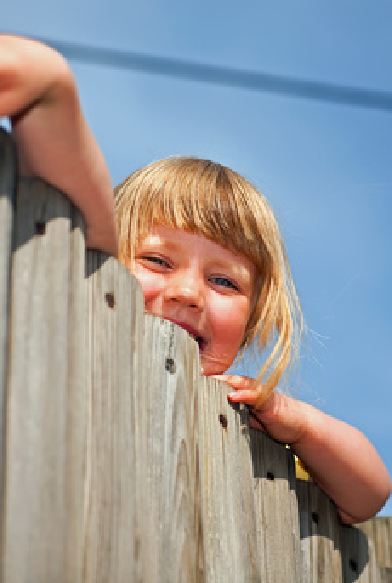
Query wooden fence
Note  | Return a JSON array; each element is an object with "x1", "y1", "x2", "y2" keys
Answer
[{"x1": 0, "y1": 129, "x2": 391, "y2": 582}]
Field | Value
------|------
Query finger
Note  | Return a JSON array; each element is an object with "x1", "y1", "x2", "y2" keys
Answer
[
  {"x1": 227, "y1": 389, "x2": 259, "y2": 405},
  {"x1": 228, "y1": 389, "x2": 274, "y2": 412},
  {"x1": 212, "y1": 374, "x2": 255, "y2": 390}
]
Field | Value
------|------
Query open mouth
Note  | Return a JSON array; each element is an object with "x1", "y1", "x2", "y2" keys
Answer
[
  {"x1": 180, "y1": 330, "x2": 206, "y2": 352},
  {"x1": 193, "y1": 335, "x2": 206, "y2": 351}
]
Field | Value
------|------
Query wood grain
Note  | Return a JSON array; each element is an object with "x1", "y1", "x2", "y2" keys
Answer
[
  {"x1": 82, "y1": 253, "x2": 143, "y2": 582},
  {"x1": 132, "y1": 316, "x2": 200, "y2": 583},
  {"x1": 296, "y1": 480, "x2": 343, "y2": 582},
  {"x1": 341, "y1": 522, "x2": 382, "y2": 583},
  {"x1": 198, "y1": 379, "x2": 262, "y2": 582},
  {"x1": 0, "y1": 168, "x2": 390, "y2": 582},
  {"x1": 359, "y1": 517, "x2": 392, "y2": 569},
  {"x1": 0, "y1": 129, "x2": 16, "y2": 577},
  {"x1": 4, "y1": 178, "x2": 75, "y2": 581},
  {"x1": 198, "y1": 378, "x2": 302, "y2": 582}
]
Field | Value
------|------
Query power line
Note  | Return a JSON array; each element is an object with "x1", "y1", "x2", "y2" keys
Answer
[{"x1": 37, "y1": 36, "x2": 392, "y2": 113}]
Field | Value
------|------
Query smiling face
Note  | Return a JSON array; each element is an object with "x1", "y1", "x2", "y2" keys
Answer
[
  {"x1": 116, "y1": 157, "x2": 301, "y2": 393},
  {"x1": 131, "y1": 224, "x2": 256, "y2": 375}
]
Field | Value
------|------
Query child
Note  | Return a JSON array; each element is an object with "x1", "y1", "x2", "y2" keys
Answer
[
  {"x1": 2, "y1": 35, "x2": 391, "y2": 525},
  {"x1": 115, "y1": 158, "x2": 391, "y2": 524}
]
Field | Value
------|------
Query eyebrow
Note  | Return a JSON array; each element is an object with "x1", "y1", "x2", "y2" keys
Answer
[{"x1": 160, "y1": 240, "x2": 181, "y2": 252}]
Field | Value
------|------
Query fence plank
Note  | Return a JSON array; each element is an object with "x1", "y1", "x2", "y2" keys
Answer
[
  {"x1": 62, "y1": 202, "x2": 89, "y2": 583},
  {"x1": 132, "y1": 316, "x2": 200, "y2": 583},
  {"x1": 198, "y1": 379, "x2": 302, "y2": 583},
  {"x1": 296, "y1": 480, "x2": 343, "y2": 582},
  {"x1": 3, "y1": 178, "x2": 78, "y2": 582},
  {"x1": 82, "y1": 253, "x2": 144, "y2": 582},
  {"x1": 198, "y1": 381, "x2": 262, "y2": 582},
  {"x1": 250, "y1": 433, "x2": 301, "y2": 583},
  {"x1": 0, "y1": 129, "x2": 16, "y2": 573}
]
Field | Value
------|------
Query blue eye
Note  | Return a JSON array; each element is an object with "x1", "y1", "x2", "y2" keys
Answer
[{"x1": 211, "y1": 276, "x2": 239, "y2": 290}]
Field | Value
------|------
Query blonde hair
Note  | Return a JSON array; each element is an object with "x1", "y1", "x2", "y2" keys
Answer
[{"x1": 115, "y1": 157, "x2": 302, "y2": 401}]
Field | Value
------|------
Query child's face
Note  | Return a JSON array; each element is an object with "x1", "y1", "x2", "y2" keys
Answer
[{"x1": 131, "y1": 225, "x2": 256, "y2": 375}]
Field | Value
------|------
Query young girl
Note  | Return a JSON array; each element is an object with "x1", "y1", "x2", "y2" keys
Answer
[{"x1": 1, "y1": 35, "x2": 391, "y2": 525}]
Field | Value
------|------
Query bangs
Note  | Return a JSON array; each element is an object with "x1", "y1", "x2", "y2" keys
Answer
[{"x1": 115, "y1": 157, "x2": 270, "y2": 271}]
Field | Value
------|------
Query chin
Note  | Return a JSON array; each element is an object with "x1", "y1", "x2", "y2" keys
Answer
[{"x1": 199, "y1": 357, "x2": 227, "y2": 377}]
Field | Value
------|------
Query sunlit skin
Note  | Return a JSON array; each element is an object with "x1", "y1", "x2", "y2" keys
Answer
[{"x1": 131, "y1": 224, "x2": 256, "y2": 376}]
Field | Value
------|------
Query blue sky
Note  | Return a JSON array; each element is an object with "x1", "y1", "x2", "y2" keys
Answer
[{"x1": 3, "y1": 1, "x2": 391, "y2": 515}]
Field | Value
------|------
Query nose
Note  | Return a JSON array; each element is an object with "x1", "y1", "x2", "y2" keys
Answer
[{"x1": 163, "y1": 270, "x2": 204, "y2": 311}]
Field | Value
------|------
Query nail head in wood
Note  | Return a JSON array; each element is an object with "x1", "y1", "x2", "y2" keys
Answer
[
  {"x1": 165, "y1": 358, "x2": 176, "y2": 374},
  {"x1": 104, "y1": 292, "x2": 115, "y2": 308},
  {"x1": 218, "y1": 414, "x2": 228, "y2": 429},
  {"x1": 35, "y1": 221, "x2": 46, "y2": 235}
]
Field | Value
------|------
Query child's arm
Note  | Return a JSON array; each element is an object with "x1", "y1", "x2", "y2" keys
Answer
[
  {"x1": 0, "y1": 34, "x2": 117, "y2": 254},
  {"x1": 214, "y1": 374, "x2": 392, "y2": 524}
]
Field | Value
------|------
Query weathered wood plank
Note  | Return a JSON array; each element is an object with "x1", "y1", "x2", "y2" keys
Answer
[
  {"x1": 62, "y1": 203, "x2": 89, "y2": 583},
  {"x1": 0, "y1": 129, "x2": 16, "y2": 573},
  {"x1": 198, "y1": 381, "x2": 262, "y2": 582},
  {"x1": 198, "y1": 379, "x2": 302, "y2": 582},
  {"x1": 250, "y1": 429, "x2": 301, "y2": 582},
  {"x1": 131, "y1": 316, "x2": 200, "y2": 583},
  {"x1": 296, "y1": 480, "x2": 343, "y2": 582},
  {"x1": 82, "y1": 253, "x2": 144, "y2": 582},
  {"x1": 3, "y1": 178, "x2": 78, "y2": 581}
]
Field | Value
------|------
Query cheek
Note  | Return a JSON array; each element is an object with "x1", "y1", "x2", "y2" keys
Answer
[
  {"x1": 131, "y1": 268, "x2": 163, "y2": 305},
  {"x1": 209, "y1": 297, "x2": 250, "y2": 346}
]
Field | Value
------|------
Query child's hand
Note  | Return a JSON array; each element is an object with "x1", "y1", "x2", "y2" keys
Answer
[
  {"x1": 212, "y1": 374, "x2": 308, "y2": 446},
  {"x1": 213, "y1": 374, "x2": 392, "y2": 523}
]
